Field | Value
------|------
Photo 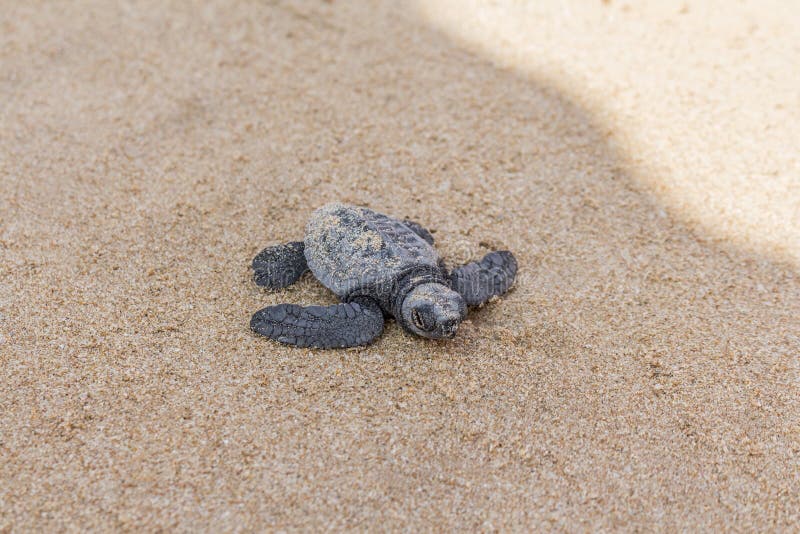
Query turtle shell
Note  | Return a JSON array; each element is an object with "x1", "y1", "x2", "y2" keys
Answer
[{"x1": 304, "y1": 203, "x2": 441, "y2": 301}]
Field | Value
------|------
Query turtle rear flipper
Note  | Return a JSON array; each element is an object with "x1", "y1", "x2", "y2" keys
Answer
[
  {"x1": 403, "y1": 219, "x2": 434, "y2": 245},
  {"x1": 250, "y1": 298, "x2": 384, "y2": 349},
  {"x1": 450, "y1": 251, "x2": 517, "y2": 306},
  {"x1": 252, "y1": 241, "x2": 307, "y2": 289}
]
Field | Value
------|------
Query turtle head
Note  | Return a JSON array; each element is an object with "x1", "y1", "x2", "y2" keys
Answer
[{"x1": 400, "y1": 283, "x2": 467, "y2": 339}]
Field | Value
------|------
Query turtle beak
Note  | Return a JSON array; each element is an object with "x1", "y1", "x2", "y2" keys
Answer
[
  {"x1": 437, "y1": 305, "x2": 465, "y2": 338},
  {"x1": 440, "y1": 318, "x2": 460, "y2": 338}
]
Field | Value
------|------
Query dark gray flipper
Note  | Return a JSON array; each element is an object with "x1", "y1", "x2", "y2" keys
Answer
[
  {"x1": 450, "y1": 251, "x2": 518, "y2": 306},
  {"x1": 403, "y1": 219, "x2": 435, "y2": 245},
  {"x1": 250, "y1": 298, "x2": 384, "y2": 349},
  {"x1": 252, "y1": 241, "x2": 307, "y2": 289}
]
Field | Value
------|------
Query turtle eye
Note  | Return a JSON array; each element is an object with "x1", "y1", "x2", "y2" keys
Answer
[{"x1": 411, "y1": 309, "x2": 425, "y2": 330}]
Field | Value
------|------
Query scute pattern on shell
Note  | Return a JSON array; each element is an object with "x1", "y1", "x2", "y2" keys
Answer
[{"x1": 303, "y1": 203, "x2": 441, "y2": 300}]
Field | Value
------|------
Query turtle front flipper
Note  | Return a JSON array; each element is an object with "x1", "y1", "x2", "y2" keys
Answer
[
  {"x1": 252, "y1": 241, "x2": 308, "y2": 289},
  {"x1": 250, "y1": 298, "x2": 384, "y2": 349},
  {"x1": 403, "y1": 219, "x2": 435, "y2": 245},
  {"x1": 450, "y1": 251, "x2": 518, "y2": 306}
]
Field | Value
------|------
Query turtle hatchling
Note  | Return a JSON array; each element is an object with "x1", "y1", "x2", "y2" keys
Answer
[{"x1": 249, "y1": 203, "x2": 517, "y2": 348}]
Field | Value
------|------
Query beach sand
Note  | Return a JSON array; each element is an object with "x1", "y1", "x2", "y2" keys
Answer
[{"x1": 1, "y1": 0, "x2": 798, "y2": 530}]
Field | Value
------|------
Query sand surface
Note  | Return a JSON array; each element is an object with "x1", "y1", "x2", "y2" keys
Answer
[{"x1": 1, "y1": 0, "x2": 799, "y2": 530}]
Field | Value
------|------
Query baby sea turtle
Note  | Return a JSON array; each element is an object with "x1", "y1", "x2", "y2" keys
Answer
[{"x1": 249, "y1": 203, "x2": 517, "y2": 349}]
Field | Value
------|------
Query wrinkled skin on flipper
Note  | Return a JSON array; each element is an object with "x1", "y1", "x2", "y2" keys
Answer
[
  {"x1": 252, "y1": 241, "x2": 307, "y2": 289},
  {"x1": 250, "y1": 298, "x2": 384, "y2": 349},
  {"x1": 450, "y1": 251, "x2": 518, "y2": 306}
]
